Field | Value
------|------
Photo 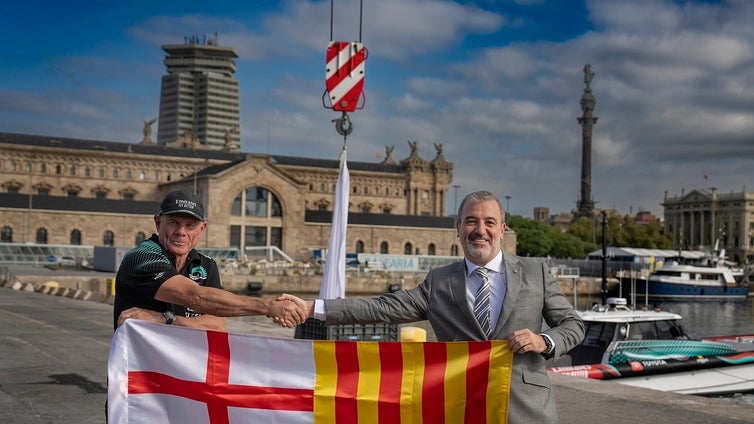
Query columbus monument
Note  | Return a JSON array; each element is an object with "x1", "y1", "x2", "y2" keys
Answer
[{"x1": 576, "y1": 64, "x2": 598, "y2": 218}]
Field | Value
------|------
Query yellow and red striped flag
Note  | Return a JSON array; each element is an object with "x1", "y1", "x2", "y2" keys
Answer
[{"x1": 108, "y1": 321, "x2": 513, "y2": 423}]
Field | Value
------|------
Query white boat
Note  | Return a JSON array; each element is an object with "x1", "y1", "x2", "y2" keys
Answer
[
  {"x1": 548, "y1": 298, "x2": 754, "y2": 395},
  {"x1": 621, "y1": 261, "x2": 749, "y2": 300}
]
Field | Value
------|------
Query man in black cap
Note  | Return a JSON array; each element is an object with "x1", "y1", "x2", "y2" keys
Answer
[{"x1": 113, "y1": 190, "x2": 306, "y2": 331}]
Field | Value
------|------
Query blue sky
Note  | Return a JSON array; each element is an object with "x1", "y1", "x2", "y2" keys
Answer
[{"x1": 2, "y1": 0, "x2": 753, "y2": 219}]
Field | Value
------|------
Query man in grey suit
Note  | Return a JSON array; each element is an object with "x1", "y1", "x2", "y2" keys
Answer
[{"x1": 294, "y1": 190, "x2": 584, "y2": 423}]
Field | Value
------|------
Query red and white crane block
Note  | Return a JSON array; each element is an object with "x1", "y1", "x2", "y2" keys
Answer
[{"x1": 325, "y1": 41, "x2": 367, "y2": 112}]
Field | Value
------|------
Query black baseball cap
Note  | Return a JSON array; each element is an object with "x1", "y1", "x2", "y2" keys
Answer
[{"x1": 159, "y1": 190, "x2": 206, "y2": 221}]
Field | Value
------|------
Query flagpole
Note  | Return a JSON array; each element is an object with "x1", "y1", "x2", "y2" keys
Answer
[{"x1": 319, "y1": 143, "x2": 350, "y2": 299}]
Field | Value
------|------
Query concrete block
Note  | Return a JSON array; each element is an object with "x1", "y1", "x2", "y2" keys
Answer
[
  {"x1": 76, "y1": 290, "x2": 93, "y2": 301},
  {"x1": 11, "y1": 281, "x2": 34, "y2": 292},
  {"x1": 38, "y1": 281, "x2": 60, "y2": 294},
  {"x1": 55, "y1": 287, "x2": 71, "y2": 297}
]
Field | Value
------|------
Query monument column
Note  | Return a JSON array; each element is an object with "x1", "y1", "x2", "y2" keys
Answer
[{"x1": 576, "y1": 64, "x2": 598, "y2": 218}]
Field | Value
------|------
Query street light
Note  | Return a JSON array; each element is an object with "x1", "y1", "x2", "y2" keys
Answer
[
  {"x1": 452, "y1": 184, "x2": 461, "y2": 215},
  {"x1": 504, "y1": 195, "x2": 511, "y2": 226}
]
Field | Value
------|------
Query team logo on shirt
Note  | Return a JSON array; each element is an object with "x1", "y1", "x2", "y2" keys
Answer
[{"x1": 189, "y1": 266, "x2": 207, "y2": 281}]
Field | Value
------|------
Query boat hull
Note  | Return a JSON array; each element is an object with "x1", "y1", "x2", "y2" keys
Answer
[
  {"x1": 549, "y1": 351, "x2": 754, "y2": 395},
  {"x1": 622, "y1": 278, "x2": 749, "y2": 299},
  {"x1": 617, "y1": 362, "x2": 754, "y2": 395}
]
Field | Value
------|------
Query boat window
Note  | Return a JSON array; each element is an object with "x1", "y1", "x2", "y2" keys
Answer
[
  {"x1": 581, "y1": 322, "x2": 615, "y2": 347},
  {"x1": 627, "y1": 320, "x2": 686, "y2": 340},
  {"x1": 697, "y1": 273, "x2": 723, "y2": 282},
  {"x1": 627, "y1": 322, "x2": 658, "y2": 340},
  {"x1": 655, "y1": 320, "x2": 684, "y2": 339},
  {"x1": 654, "y1": 270, "x2": 682, "y2": 277}
]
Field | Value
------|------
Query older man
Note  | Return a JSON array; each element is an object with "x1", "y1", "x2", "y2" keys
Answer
[{"x1": 114, "y1": 190, "x2": 305, "y2": 331}]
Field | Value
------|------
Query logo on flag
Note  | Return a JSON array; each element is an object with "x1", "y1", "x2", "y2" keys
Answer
[{"x1": 108, "y1": 321, "x2": 513, "y2": 423}]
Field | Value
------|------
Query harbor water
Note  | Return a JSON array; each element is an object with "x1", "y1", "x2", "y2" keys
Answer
[{"x1": 573, "y1": 294, "x2": 754, "y2": 339}]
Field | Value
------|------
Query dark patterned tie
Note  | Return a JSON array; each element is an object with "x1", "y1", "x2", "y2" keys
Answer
[{"x1": 473, "y1": 267, "x2": 491, "y2": 337}]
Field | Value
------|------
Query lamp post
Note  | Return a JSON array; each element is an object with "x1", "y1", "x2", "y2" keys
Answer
[
  {"x1": 452, "y1": 184, "x2": 461, "y2": 216},
  {"x1": 709, "y1": 186, "x2": 717, "y2": 247},
  {"x1": 504, "y1": 195, "x2": 511, "y2": 226}
]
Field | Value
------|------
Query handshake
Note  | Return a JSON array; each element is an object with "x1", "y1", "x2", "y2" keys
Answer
[{"x1": 266, "y1": 294, "x2": 314, "y2": 328}]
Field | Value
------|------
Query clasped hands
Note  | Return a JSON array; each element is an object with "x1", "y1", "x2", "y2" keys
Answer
[{"x1": 267, "y1": 293, "x2": 312, "y2": 328}]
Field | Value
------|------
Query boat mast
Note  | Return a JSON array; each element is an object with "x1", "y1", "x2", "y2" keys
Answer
[{"x1": 601, "y1": 211, "x2": 608, "y2": 305}]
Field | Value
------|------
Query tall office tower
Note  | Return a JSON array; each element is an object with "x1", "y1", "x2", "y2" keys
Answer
[{"x1": 157, "y1": 35, "x2": 240, "y2": 150}]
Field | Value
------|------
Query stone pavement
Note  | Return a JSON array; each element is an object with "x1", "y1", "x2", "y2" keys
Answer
[{"x1": 1, "y1": 286, "x2": 754, "y2": 423}]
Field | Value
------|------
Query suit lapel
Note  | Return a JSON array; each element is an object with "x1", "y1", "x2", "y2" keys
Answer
[
  {"x1": 495, "y1": 253, "x2": 521, "y2": 334},
  {"x1": 449, "y1": 260, "x2": 471, "y2": 313}
]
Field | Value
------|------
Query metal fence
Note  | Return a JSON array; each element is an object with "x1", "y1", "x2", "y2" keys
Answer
[{"x1": 0, "y1": 243, "x2": 94, "y2": 265}]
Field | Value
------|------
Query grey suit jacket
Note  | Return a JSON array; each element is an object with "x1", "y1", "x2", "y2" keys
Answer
[{"x1": 325, "y1": 252, "x2": 585, "y2": 424}]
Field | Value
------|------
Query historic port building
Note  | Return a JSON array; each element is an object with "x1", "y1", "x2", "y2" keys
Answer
[
  {"x1": 0, "y1": 132, "x2": 466, "y2": 261},
  {"x1": 663, "y1": 188, "x2": 754, "y2": 263},
  {"x1": 0, "y1": 37, "x2": 523, "y2": 263}
]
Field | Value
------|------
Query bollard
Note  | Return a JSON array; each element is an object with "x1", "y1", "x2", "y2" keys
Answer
[{"x1": 401, "y1": 326, "x2": 427, "y2": 342}]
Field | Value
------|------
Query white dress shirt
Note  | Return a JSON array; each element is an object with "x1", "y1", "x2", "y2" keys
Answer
[{"x1": 464, "y1": 250, "x2": 506, "y2": 334}]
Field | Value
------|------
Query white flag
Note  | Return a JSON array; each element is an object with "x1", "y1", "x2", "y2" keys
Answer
[
  {"x1": 108, "y1": 321, "x2": 316, "y2": 424},
  {"x1": 319, "y1": 147, "x2": 349, "y2": 299}
]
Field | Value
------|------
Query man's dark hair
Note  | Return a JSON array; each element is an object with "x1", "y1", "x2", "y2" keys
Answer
[{"x1": 456, "y1": 191, "x2": 505, "y2": 225}]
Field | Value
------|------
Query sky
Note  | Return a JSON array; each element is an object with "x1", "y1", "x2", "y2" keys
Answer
[{"x1": 2, "y1": 0, "x2": 754, "y2": 219}]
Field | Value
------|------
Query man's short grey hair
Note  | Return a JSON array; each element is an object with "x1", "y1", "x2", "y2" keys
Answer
[{"x1": 455, "y1": 191, "x2": 505, "y2": 225}]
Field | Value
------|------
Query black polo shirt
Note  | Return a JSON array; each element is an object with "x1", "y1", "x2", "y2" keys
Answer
[{"x1": 112, "y1": 234, "x2": 222, "y2": 330}]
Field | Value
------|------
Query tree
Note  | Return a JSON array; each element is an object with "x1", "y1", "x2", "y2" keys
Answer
[
  {"x1": 569, "y1": 217, "x2": 598, "y2": 244},
  {"x1": 551, "y1": 233, "x2": 595, "y2": 259},
  {"x1": 508, "y1": 216, "x2": 555, "y2": 257},
  {"x1": 509, "y1": 213, "x2": 670, "y2": 259}
]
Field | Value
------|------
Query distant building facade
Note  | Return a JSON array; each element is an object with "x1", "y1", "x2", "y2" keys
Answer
[
  {"x1": 0, "y1": 132, "x2": 523, "y2": 262},
  {"x1": 533, "y1": 207, "x2": 549, "y2": 223},
  {"x1": 549, "y1": 211, "x2": 575, "y2": 233},
  {"x1": 634, "y1": 210, "x2": 658, "y2": 224},
  {"x1": 663, "y1": 188, "x2": 754, "y2": 262},
  {"x1": 157, "y1": 35, "x2": 241, "y2": 150}
]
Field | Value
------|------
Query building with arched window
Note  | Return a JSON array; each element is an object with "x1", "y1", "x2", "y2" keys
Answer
[{"x1": 0, "y1": 132, "x2": 519, "y2": 262}]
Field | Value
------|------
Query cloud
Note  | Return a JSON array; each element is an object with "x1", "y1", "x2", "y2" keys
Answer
[{"x1": 4, "y1": 0, "x2": 754, "y2": 219}]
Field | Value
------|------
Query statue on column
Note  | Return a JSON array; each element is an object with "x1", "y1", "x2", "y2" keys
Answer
[
  {"x1": 433, "y1": 142, "x2": 444, "y2": 157},
  {"x1": 224, "y1": 126, "x2": 239, "y2": 151},
  {"x1": 381, "y1": 145, "x2": 396, "y2": 165},
  {"x1": 408, "y1": 140, "x2": 419, "y2": 156},
  {"x1": 583, "y1": 64, "x2": 595, "y2": 92},
  {"x1": 141, "y1": 118, "x2": 157, "y2": 144},
  {"x1": 181, "y1": 130, "x2": 196, "y2": 148}
]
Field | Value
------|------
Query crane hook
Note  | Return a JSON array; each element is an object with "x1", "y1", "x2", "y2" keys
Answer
[{"x1": 333, "y1": 111, "x2": 353, "y2": 137}]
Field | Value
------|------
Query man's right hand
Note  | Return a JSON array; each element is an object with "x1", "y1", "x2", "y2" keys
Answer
[
  {"x1": 117, "y1": 307, "x2": 163, "y2": 327},
  {"x1": 266, "y1": 294, "x2": 308, "y2": 328},
  {"x1": 271, "y1": 294, "x2": 314, "y2": 327}
]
